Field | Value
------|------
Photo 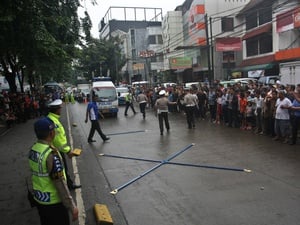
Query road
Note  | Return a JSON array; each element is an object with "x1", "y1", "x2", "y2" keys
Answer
[
  {"x1": 69, "y1": 102, "x2": 300, "y2": 225},
  {"x1": 1, "y1": 101, "x2": 300, "y2": 225}
]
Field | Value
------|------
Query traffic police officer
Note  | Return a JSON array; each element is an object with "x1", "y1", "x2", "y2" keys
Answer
[
  {"x1": 154, "y1": 90, "x2": 177, "y2": 135},
  {"x1": 47, "y1": 99, "x2": 81, "y2": 190},
  {"x1": 28, "y1": 117, "x2": 78, "y2": 225},
  {"x1": 124, "y1": 89, "x2": 137, "y2": 116}
]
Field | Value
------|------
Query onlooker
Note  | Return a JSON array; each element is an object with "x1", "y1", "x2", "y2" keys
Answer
[
  {"x1": 288, "y1": 84, "x2": 300, "y2": 145},
  {"x1": 274, "y1": 90, "x2": 292, "y2": 143}
]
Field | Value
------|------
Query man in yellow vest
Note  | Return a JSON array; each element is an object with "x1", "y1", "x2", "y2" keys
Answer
[
  {"x1": 47, "y1": 99, "x2": 81, "y2": 190},
  {"x1": 124, "y1": 89, "x2": 137, "y2": 116},
  {"x1": 28, "y1": 117, "x2": 78, "y2": 225}
]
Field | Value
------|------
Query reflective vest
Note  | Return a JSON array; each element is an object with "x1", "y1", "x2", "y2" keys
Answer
[
  {"x1": 125, "y1": 93, "x2": 132, "y2": 102},
  {"x1": 28, "y1": 142, "x2": 66, "y2": 205},
  {"x1": 47, "y1": 112, "x2": 71, "y2": 154}
]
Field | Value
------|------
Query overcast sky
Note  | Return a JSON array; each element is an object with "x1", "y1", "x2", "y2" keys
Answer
[{"x1": 78, "y1": 0, "x2": 184, "y2": 37}]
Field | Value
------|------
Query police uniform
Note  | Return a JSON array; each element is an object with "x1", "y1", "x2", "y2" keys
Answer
[
  {"x1": 155, "y1": 90, "x2": 172, "y2": 135},
  {"x1": 47, "y1": 99, "x2": 81, "y2": 190},
  {"x1": 28, "y1": 118, "x2": 77, "y2": 225},
  {"x1": 124, "y1": 90, "x2": 137, "y2": 116}
]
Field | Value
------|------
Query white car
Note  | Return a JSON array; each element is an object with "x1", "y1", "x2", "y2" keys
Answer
[{"x1": 116, "y1": 87, "x2": 129, "y2": 105}]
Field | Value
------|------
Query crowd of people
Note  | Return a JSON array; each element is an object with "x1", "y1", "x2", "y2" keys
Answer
[
  {"x1": 1, "y1": 80, "x2": 300, "y2": 146},
  {"x1": 0, "y1": 90, "x2": 73, "y2": 129},
  {"x1": 135, "y1": 80, "x2": 300, "y2": 145}
]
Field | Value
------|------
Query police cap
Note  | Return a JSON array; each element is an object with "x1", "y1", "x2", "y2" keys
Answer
[{"x1": 48, "y1": 99, "x2": 63, "y2": 108}]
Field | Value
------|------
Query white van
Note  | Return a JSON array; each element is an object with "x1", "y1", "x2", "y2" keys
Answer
[{"x1": 91, "y1": 81, "x2": 118, "y2": 117}]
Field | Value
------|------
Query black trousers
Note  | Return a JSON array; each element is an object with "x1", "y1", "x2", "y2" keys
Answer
[
  {"x1": 61, "y1": 153, "x2": 74, "y2": 188},
  {"x1": 158, "y1": 112, "x2": 170, "y2": 133},
  {"x1": 125, "y1": 102, "x2": 136, "y2": 115},
  {"x1": 37, "y1": 202, "x2": 70, "y2": 225},
  {"x1": 139, "y1": 102, "x2": 147, "y2": 117},
  {"x1": 185, "y1": 106, "x2": 195, "y2": 128},
  {"x1": 291, "y1": 116, "x2": 300, "y2": 144},
  {"x1": 88, "y1": 120, "x2": 106, "y2": 141}
]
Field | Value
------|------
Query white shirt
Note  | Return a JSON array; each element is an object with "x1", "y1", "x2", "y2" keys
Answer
[{"x1": 275, "y1": 97, "x2": 292, "y2": 120}]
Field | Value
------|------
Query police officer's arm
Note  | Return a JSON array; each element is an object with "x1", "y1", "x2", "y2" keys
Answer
[{"x1": 46, "y1": 152, "x2": 79, "y2": 221}]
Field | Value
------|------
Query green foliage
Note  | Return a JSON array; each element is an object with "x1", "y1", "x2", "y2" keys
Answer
[
  {"x1": 0, "y1": 0, "x2": 93, "y2": 92},
  {"x1": 76, "y1": 37, "x2": 125, "y2": 83}
]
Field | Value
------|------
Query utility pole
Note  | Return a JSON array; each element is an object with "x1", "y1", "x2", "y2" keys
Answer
[
  {"x1": 205, "y1": 14, "x2": 212, "y2": 82},
  {"x1": 209, "y1": 16, "x2": 214, "y2": 80}
]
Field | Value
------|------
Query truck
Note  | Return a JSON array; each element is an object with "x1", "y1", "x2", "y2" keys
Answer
[
  {"x1": 279, "y1": 61, "x2": 300, "y2": 86},
  {"x1": 91, "y1": 81, "x2": 118, "y2": 117}
]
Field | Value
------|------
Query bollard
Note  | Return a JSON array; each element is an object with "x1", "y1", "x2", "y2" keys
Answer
[{"x1": 93, "y1": 204, "x2": 113, "y2": 225}]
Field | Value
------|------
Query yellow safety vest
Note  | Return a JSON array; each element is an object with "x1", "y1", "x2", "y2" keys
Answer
[
  {"x1": 47, "y1": 112, "x2": 71, "y2": 154},
  {"x1": 28, "y1": 142, "x2": 66, "y2": 205}
]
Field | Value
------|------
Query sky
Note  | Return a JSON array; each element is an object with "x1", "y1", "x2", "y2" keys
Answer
[{"x1": 78, "y1": 0, "x2": 184, "y2": 37}]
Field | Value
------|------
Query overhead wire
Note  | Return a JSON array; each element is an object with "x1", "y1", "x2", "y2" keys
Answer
[{"x1": 156, "y1": 0, "x2": 297, "y2": 55}]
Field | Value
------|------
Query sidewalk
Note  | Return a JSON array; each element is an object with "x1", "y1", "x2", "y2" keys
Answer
[
  {"x1": 0, "y1": 110, "x2": 80, "y2": 225},
  {"x1": 0, "y1": 118, "x2": 40, "y2": 224}
]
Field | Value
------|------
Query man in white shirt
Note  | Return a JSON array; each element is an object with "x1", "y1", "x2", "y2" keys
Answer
[{"x1": 273, "y1": 90, "x2": 292, "y2": 143}]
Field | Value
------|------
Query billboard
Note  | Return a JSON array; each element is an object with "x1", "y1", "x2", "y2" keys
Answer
[
  {"x1": 215, "y1": 37, "x2": 242, "y2": 51},
  {"x1": 169, "y1": 57, "x2": 192, "y2": 69}
]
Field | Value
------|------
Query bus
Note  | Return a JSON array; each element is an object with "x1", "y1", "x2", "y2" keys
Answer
[{"x1": 91, "y1": 81, "x2": 118, "y2": 117}]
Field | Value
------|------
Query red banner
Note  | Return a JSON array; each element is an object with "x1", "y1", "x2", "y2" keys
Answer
[{"x1": 215, "y1": 37, "x2": 242, "y2": 52}]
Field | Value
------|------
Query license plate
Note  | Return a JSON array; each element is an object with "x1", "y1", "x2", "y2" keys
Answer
[{"x1": 102, "y1": 109, "x2": 109, "y2": 113}]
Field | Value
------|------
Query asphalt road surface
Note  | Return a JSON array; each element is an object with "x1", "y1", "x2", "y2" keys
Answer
[
  {"x1": 69, "y1": 102, "x2": 300, "y2": 225},
  {"x1": 1, "y1": 101, "x2": 299, "y2": 225}
]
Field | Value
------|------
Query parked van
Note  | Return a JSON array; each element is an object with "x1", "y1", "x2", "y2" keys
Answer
[
  {"x1": 257, "y1": 76, "x2": 280, "y2": 86},
  {"x1": 91, "y1": 81, "x2": 118, "y2": 117}
]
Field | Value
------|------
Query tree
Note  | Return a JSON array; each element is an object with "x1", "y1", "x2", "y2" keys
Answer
[
  {"x1": 76, "y1": 37, "x2": 125, "y2": 83},
  {"x1": 0, "y1": 0, "x2": 93, "y2": 92}
]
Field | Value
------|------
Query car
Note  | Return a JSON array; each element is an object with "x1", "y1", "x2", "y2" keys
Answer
[
  {"x1": 219, "y1": 80, "x2": 249, "y2": 88},
  {"x1": 116, "y1": 87, "x2": 129, "y2": 105},
  {"x1": 230, "y1": 78, "x2": 257, "y2": 84},
  {"x1": 257, "y1": 75, "x2": 280, "y2": 86}
]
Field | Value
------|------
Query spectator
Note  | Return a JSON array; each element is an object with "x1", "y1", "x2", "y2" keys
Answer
[{"x1": 273, "y1": 90, "x2": 292, "y2": 143}]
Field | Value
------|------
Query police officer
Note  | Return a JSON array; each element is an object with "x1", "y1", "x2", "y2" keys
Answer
[
  {"x1": 154, "y1": 90, "x2": 176, "y2": 135},
  {"x1": 124, "y1": 89, "x2": 137, "y2": 116},
  {"x1": 137, "y1": 90, "x2": 148, "y2": 119},
  {"x1": 47, "y1": 99, "x2": 81, "y2": 190},
  {"x1": 184, "y1": 88, "x2": 198, "y2": 129},
  {"x1": 28, "y1": 117, "x2": 78, "y2": 225}
]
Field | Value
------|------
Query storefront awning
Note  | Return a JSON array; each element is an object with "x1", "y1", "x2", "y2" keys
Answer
[
  {"x1": 242, "y1": 23, "x2": 272, "y2": 40},
  {"x1": 232, "y1": 63, "x2": 275, "y2": 72}
]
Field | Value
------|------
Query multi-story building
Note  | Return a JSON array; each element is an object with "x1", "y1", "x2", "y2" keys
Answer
[
  {"x1": 235, "y1": 0, "x2": 300, "y2": 83},
  {"x1": 162, "y1": 0, "x2": 250, "y2": 83},
  {"x1": 99, "y1": 7, "x2": 163, "y2": 84}
]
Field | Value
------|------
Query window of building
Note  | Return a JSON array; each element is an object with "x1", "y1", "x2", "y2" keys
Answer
[
  {"x1": 259, "y1": 34, "x2": 272, "y2": 54},
  {"x1": 148, "y1": 35, "x2": 156, "y2": 45},
  {"x1": 157, "y1": 35, "x2": 163, "y2": 44},
  {"x1": 246, "y1": 12, "x2": 258, "y2": 30},
  {"x1": 222, "y1": 51, "x2": 235, "y2": 62},
  {"x1": 221, "y1": 17, "x2": 234, "y2": 32},
  {"x1": 258, "y1": 6, "x2": 272, "y2": 25},
  {"x1": 246, "y1": 34, "x2": 272, "y2": 57},
  {"x1": 246, "y1": 5, "x2": 272, "y2": 30},
  {"x1": 246, "y1": 39, "x2": 259, "y2": 56}
]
